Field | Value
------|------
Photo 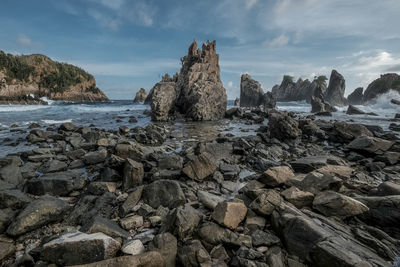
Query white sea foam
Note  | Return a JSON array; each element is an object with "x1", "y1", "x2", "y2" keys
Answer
[
  {"x1": 0, "y1": 105, "x2": 50, "y2": 112},
  {"x1": 74, "y1": 104, "x2": 148, "y2": 113},
  {"x1": 42, "y1": 119, "x2": 72, "y2": 124},
  {"x1": 40, "y1": 97, "x2": 56, "y2": 105}
]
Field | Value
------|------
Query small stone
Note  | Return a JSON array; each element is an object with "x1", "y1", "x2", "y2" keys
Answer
[
  {"x1": 120, "y1": 215, "x2": 144, "y2": 230},
  {"x1": 212, "y1": 201, "x2": 247, "y2": 230},
  {"x1": 122, "y1": 240, "x2": 145, "y2": 255},
  {"x1": 281, "y1": 186, "x2": 314, "y2": 209},
  {"x1": 313, "y1": 191, "x2": 369, "y2": 217},
  {"x1": 259, "y1": 166, "x2": 294, "y2": 187}
]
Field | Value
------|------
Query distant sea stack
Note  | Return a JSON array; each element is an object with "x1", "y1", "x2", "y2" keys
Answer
[
  {"x1": 324, "y1": 70, "x2": 347, "y2": 107},
  {"x1": 363, "y1": 73, "x2": 400, "y2": 103},
  {"x1": 133, "y1": 88, "x2": 147, "y2": 103},
  {"x1": 240, "y1": 74, "x2": 275, "y2": 108},
  {"x1": 0, "y1": 50, "x2": 109, "y2": 104},
  {"x1": 148, "y1": 40, "x2": 227, "y2": 121}
]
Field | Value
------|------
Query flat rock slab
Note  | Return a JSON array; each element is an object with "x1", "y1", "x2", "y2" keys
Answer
[
  {"x1": 69, "y1": 252, "x2": 164, "y2": 267},
  {"x1": 290, "y1": 155, "x2": 346, "y2": 173},
  {"x1": 347, "y1": 136, "x2": 394, "y2": 155},
  {"x1": 7, "y1": 196, "x2": 69, "y2": 236},
  {"x1": 183, "y1": 152, "x2": 216, "y2": 181},
  {"x1": 41, "y1": 231, "x2": 121, "y2": 266}
]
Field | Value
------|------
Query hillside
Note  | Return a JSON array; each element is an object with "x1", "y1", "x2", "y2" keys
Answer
[{"x1": 0, "y1": 51, "x2": 109, "y2": 104}]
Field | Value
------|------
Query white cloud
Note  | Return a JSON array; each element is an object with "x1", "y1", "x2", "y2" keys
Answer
[
  {"x1": 267, "y1": 34, "x2": 290, "y2": 47},
  {"x1": 16, "y1": 34, "x2": 32, "y2": 47},
  {"x1": 245, "y1": 0, "x2": 258, "y2": 9}
]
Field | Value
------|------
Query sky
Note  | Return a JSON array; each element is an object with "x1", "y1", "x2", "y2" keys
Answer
[{"x1": 1, "y1": 0, "x2": 400, "y2": 100}]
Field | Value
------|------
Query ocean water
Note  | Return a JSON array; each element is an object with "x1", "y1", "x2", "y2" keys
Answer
[{"x1": 0, "y1": 91, "x2": 399, "y2": 157}]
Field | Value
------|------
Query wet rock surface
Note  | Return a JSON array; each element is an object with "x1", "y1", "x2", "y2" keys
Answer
[{"x1": 0, "y1": 109, "x2": 399, "y2": 266}]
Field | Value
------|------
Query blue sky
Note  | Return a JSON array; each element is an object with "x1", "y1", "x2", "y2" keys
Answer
[{"x1": 1, "y1": 0, "x2": 400, "y2": 100}]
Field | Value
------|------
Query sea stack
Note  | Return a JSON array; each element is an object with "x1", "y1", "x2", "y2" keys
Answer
[
  {"x1": 363, "y1": 73, "x2": 400, "y2": 103},
  {"x1": 149, "y1": 40, "x2": 227, "y2": 121},
  {"x1": 324, "y1": 70, "x2": 347, "y2": 107},
  {"x1": 133, "y1": 88, "x2": 147, "y2": 103},
  {"x1": 240, "y1": 74, "x2": 276, "y2": 108}
]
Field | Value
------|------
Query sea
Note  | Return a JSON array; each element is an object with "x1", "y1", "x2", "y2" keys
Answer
[{"x1": 0, "y1": 91, "x2": 399, "y2": 157}]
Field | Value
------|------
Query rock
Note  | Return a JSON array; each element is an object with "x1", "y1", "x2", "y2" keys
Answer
[
  {"x1": 88, "y1": 181, "x2": 117, "y2": 195},
  {"x1": 296, "y1": 171, "x2": 343, "y2": 194},
  {"x1": 174, "y1": 40, "x2": 227, "y2": 120},
  {"x1": 324, "y1": 70, "x2": 347, "y2": 107},
  {"x1": 249, "y1": 189, "x2": 282, "y2": 216},
  {"x1": 81, "y1": 216, "x2": 129, "y2": 238},
  {"x1": 84, "y1": 149, "x2": 107, "y2": 164},
  {"x1": 197, "y1": 190, "x2": 225, "y2": 210},
  {"x1": 281, "y1": 186, "x2": 314, "y2": 208},
  {"x1": 240, "y1": 74, "x2": 264, "y2": 107},
  {"x1": 0, "y1": 189, "x2": 32, "y2": 209},
  {"x1": 162, "y1": 205, "x2": 201, "y2": 240},
  {"x1": 178, "y1": 240, "x2": 212, "y2": 267},
  {"x1": 40, "y1": 159, "x2": 68, "y2": 173},
  {"x1": 311, "y1": 96, "x2": 337, "y2": 113},
  {"x1": 234, "y1": 97, "x2": 240, "y2": 106},
  {"x1": 25, "y1": 169, "x2": 86, "y2": 196},
  {"x1": 122, "y1": 239, "x2": 145, "y2": 255},
  {"x1": 123, "y1": 158, "x2": 144, "y2": 190},
  {"x1": 149, "y1": 233, "x2": 178, "y2": 267},
  {"x1": 347, "y1": 87, "x2": 364, "y2": 105},
  {"x1": 259, "y1": 166, "x2": 294, "y2": 187},
  {"x1": 0, "y1": 241, "x2": 15, "y2": 262},
  {"x1": 7, "y1": 196, "x2": 69, "y2": 236},
  {"x1": 346, "y1": 105, "x2": 365, "y2": 115},
  {"x1": 120, "y1": 186, "x2": 143, "y2": 216},
  {"x1": 0, "y1": 209, "x2": 14, "y2": 233},
  {"x1": 251, "y1": 229, "x2": 280, "y2": 247},
  {"x1": 182, "y1": 152, "x2": 216, "y2": 181},
  {"x1": 290, "y1": 155, "x2": 346, "y2": 173},
  {"x1": 312, "y1": 191, "x2": 369, "y2": 217},
  {"x1": 268, "y1": 113, "x2": 301, "y2": 141},
  {"x1": 149, "y1": 76, "x2": 177, "y2": 121},
  {"x1": 0, "y1": 156, "x2": 23, "y2": 185},
  {"x1": 272, "y1": 75, "x2": 324, "y2": 103},
  {"x1": 261, "y1": 91, "x2": 276, "y2": 108},
  {"x1": 133, "y1": 88, "x2": 148, "y2": 103},
  {"x1": 60, "y1": 122, "x2": 77, "y2": 132},
  {"x1": 395, "y1": 113, "x2": 400, "y2": 119},
  {"x1": 198, "y1": 222, "x2": 252, "y2": 247},
  {"x1": 68, "y1": 252, "x2": 164, "y2": 267},
  {"x1": 272, "y1": 204, "x2": 389, "y2": 266},
  {"x1": 332, "y1": 121, "x2": 373, "y2": 142},
  {"x1": 231, "y1": 246, "x2": 267, "y2": 267},
  {"x1": 363, "y1": 73, "x2": 400, "y2": 102},
  {"x1": 142, "y1": 179, "x2": 186, "y2": 209},
  {"x1": 391, "y1": 98, "x2": 400, "y2": 105},
  {"x1": 120, "y1": 214, "x2": 143, "y2": 230},
  {"x1": 347, "y1": 136, "x2": 394, "y2": 155},
  {"x1": 150, "y1": 40, "x2": 227, "y2": 121},
  {"x1": 119, "y1": 125, "x2": 130, "y2": 135},
  {"x1": 355, "y1": 195, "x2": 400, "y2": 229},
  {"x1": 225, "y1": 107, "x2": 243, "y2": 118},
  {"x1": 211, "y1": 201, "x2": 247, "y2": 230},
  {"x1": 41, "y1": 231, "x2": 121, "y2": 266},
  {"x1": 374, "y1": 182, "x2": 400, "y2": 196}
]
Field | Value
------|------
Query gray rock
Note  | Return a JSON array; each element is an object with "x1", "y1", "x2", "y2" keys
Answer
[
  {"x1": 198, "y1": 222, "x2": 252, "y2": 247},
  {"x1": 41, "y1": 231, "x2": 121, "y2": 266},
  {"x1": 133, "y1": 88, "x2": 147, "y2": 103},
  {"x1": 251, "y1": 229, "x2": 280, "y2": 247},
  {"x1": 0, "y1": 189, "x2": 32, "y2": 209},
  {"x1": 25, "y1": 169, "x2": 86, "y2": 196},
  {"x1": 149, "y1": 76, "x2": 177, "y2": 121},
  {"x1": 249, "y1": 189, "x2": 282, "y2": 216},
  {"x1": 149, "y1": 233, "x2": 178, "y2": 267},
  {"x1": 142, "y1": 179, "x2": 186, "y2": 209},
  {"x1": 182, "y1": 152, "x2": 216, "y2": 181},
  {"x1": 39, "y1": 159, "x2": 68, "y2": 173},
  {"x1": 281, "y1": 186, "x2": 314, "y2": 209},
  {"x1": 178, "y1": 239, "x2": 212, "y2": 267},
  {"x1": 290, "y1": 155, "x2": 346, "y2": 173},
  {"x1": 123, "y1": 158, "x2": 144, "y2": 190},
  {"x1": 363, "y1": 73, "x2": 400, "y2": 102},
  {"x1": 81, "y1": 216, "x2": 129, "y2": 238},
  {"x1": 347, "y1": 136, "x2": 394, "y2": 155},
  {"x1": 374, "y1": 182, "x2": 400, "y2": 196},
  {"x1": 272, "y1": 76, "x2": 324, "y2": 103},
  {"x1": 259, "y1": 166, "x2": 294, "y2": 187},
  {"x1": 122, "y1": 239, "x2": 145, "y2": 255},
  {"x1": 197, "y1": 190, "x2": 225, "y2": 210},
  {"x1": 84, "y1": 149, "x2": 107, "y2": 164},
  {"x1": 7, "y1": 196, "x2": 69, "y2": 236},
  {"x1": 347, "y1": 87, "x2": 364, "y2": 105},
  {"x1": 162, "y1": 205, "x2": 202, "y2": 240},
  {"x1": 0, "y1": 156, "x2": 23, "y2": 185},
  {"x1": 268, "y1": 113, "x2": 301, "y2": 141},
  {"x1": 346, "y1": 105, "x2": 365, "y2": 115},
  {"x1": 0, "y1": 241, "x2": 15, "y2": 262},
  {"x1": 120, "y1": 186, "x2": 143, "y2": 216},
  {"x1": 0, "y1": 208, "x2": 15, "y2": 233},
  {"x1": 325, "y1": 70, "x2": 347, "y2": 107},
  {"x1": 239, "y1": 74, "x2": 275, "y2": 108}
]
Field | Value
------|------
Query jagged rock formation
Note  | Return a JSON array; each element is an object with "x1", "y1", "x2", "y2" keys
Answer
[
  {"x1": 363, "y1": 73, "x2": 400, "y2": 103},
  {"x1": 133, "y1": 88, "x2": 147, "y2": 103},
  {"x1": 348, "y1": 87, "x2": 364, "y2": 105},
  {"x1": 234, "y1": 98, "x2": 239, "y2": 106},
  {"x1": 0, "y1": 51, "x2": 109, "y2": 103},
  {"x1": 148, "y1": 75, "x2": 177, "y2": 121},
  {"x1": 271, "y1": 76, "x2": 325, "y2": 103},
  {"x1": 325, "y1": 70, "x2": 347, "y2": 107},
  {"x1": 311, "y1": 96, "x2": 336, "y2": 113},
  {"x1": 148, "y1": 40, "x2": 227, "y2": 121},
  {"x1": 239, "y1": 74, "x2": 276, "y2": 108}
]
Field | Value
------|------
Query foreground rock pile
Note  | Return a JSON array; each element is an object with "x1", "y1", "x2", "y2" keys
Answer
[{"x1": 0, "y1": 109, "x2": 400, "y2": 266}]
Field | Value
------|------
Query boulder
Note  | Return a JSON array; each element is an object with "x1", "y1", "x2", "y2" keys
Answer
[
  {"x1": 211, "y1": 201, "x2": 247, "y2": 229},
  {"x1": 0, "y1": 208, "x2": 15, "y2": 233},
  {"x1": 311, "y1": 96, "x2": 337, "y2": 113},
  {"x1": 84, "y1": 149, "x2": 107, "y2": 165},
  {"x1": 268, "y1": 113, "x2": 301, "y2": 141},
  {"x1": 0, "y1": 189, "x2": 32, "y2": 209},
  {"x1": 0, "y1": 241, "x2": 15, "y2": 262},
  {"x1": 122, "y1": 240, "x2": 145, "y2": 255},
  {"x1": 281, "y1": 186, "x2": 314, "y2": 209},
  {"x1": 312, "y1": 191, "x2": 369, "y2": 217},
  {"x1": 296, "y1": 171, "x2": 343, "y2": 194},
  {"x1": 374, "y1": 182, "x2": 400, "y2": 196},
  {"x1": 68, "y1": 252, "x2": 164, "y2": 267},
  {"x1": 178, "y1": 240, "x2": 212, "y2": 267},
  {"x1": 149, "y1": 76, "x2": 177, "y2": 121},
  {"x1": 7, "y1": 196, "x2": 69, "y2": 236},
  {"x1": 347, "y1": 87, "x2": 364, "y2": 105},
  {"x1": 234, "y1": 97, "x2": 240, "y2": 106},
  {"x1": 41, "y1": 231, "x2": 121, "y2": 266},
  {"x1": 346, "y1": 105, "x2": 365, "y2": 115},
  {"x1": 249, "y1": 189, "x2": 282, "y2": 216},
  {"x1": 123, "y1": 158, "x2": 144, "y2": 190},
  {"x1": 290, "y1": 155, "x2": 346, "y2": 173},
  {"x1": 81, "y1": 216, "x2": 129, "y2": 239},
  {"x1": 391, "y1": 99, "x2": 400, "y2": 105},
  {"x1": 0, "y1": 156, "x2": 23, "y2": 185},
  {"x1": 363, "y1": 73, "x2": 400, "y2": 102},
  {"x1": 271, "y1": 76, "x2": 324, "y2": 103},
  {"x1": 240, "y1": 74, "x2": 264, "y2": 107},
  {"x1": 182, "y1": 152, "x2": 216, "y2": 181},
  {"x1": 347, "y1": 136, "x2": 394, "y2": 155},
  {"x1": 142, "y1": 180, "x2": 186, "y2": 209},
  {"x1": 25, "y1": 169, "x2": 86, "y2": 196},
  {"x1": 332, "y1": 121, "x2": 373, "y2": 142},
  {"x1": 197, "y1": 190, "x2": 225, "y2": 210},
  {"x1": 162, "y1": 205, "x2": 202, "y2": 240},
  {"x1": 324, "y1": 70, "x2": 347, "y2": 107},
  {"x1": 261, "y1": 91, "x2": 276, "y2": 108},
  {"x1": 133, "y1": 88, "x2": 147, "y2": 103},
  {"x1": 259, "y1": 166, "x2": 294, "y2": 187},
  {"x1": 198, "y1": 222, "x2": 252, "y2": 247},
  {"x1": 148, "y1": 233, "x2": 178, "y2": 267}
]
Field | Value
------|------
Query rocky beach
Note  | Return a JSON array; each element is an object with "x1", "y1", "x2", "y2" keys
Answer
[{"x1": 0, "y1": 39, "x2": 400, "y2": 267}]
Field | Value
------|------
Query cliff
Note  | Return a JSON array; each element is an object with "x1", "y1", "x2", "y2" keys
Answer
[{"x1": 0, "y1": 51, "x2": 109, "y2": 104}]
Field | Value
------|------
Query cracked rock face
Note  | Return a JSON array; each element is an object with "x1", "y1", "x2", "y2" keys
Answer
[
  {"x1": 325, "y1": 70, "x2": 347, "y2": 107},
  {"x1": 149, "y1": 40, "x2": 227, "y2": 121}
]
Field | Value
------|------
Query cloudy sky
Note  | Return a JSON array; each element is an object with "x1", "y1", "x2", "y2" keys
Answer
[{"x1": 1, "y1": 0, "x2": 400, "y2": 99}]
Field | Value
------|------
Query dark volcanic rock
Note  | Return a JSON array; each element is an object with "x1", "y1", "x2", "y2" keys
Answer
[
  {"x1": 311, "y1": 96, "x2": 336, "y2": 113},
  {"x1": 324, "y1": 70, "x2": 347, "y2": 107},
  {"x1": 347, "y1": 87, "x2": 364, "y2": 105},
  {"x1": 346, "y1": 105, "x2": 366, "y2": 115},
  {"x1": 133, "y1": 88, "x2": 147, "y2": 103},
  {"x1": 271, "y1": 76, "x2": 324, "y2": 103},
  {"x1": 148, "y1": 75, "x2": 177, "y2": 121},
  {"x1": 268, "y1": 113, "x2": 301, "y2": 141},
  {"x1": 240, "y1": 74, "x2": 264, "y2": 107},
  {"x1": 142, "y1": 180, "x2": 186, "y2": 209},
  {"x1": 363, "y1": 73, "x2": 400, "y2": 102},
  {"x1": 0, "y1": 156, "x2": 23, "y2": 185}
]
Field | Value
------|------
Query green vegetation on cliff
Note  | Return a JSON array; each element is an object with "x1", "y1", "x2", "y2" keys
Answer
[{"x1": 0, "y1": 51, "x2": 35, "y2": 82}]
